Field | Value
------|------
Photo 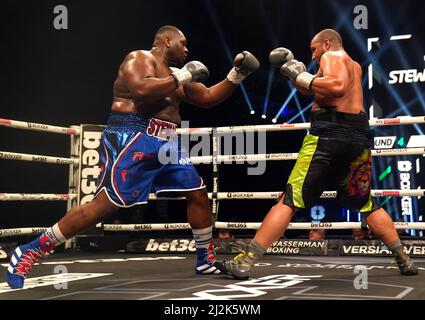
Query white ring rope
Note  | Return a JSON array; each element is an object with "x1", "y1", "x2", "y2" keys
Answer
[
  {"x1": 0, "y1": 148, "x2": 423, "y2": 167},
  {"x1": 1, "y1": 189, "x2": 422, "y2": 202},
  {"x1": 101, "y1": 221, "x2": 425, "y2": 232},
  {"x1": 0, "y1": 193, "x2": 77, "y2": 201},
  {"x1": 2, "y1": 221, "x2": 425, "y2": 238},
  {"x1": 0, "y1": 151, "x2": 78, "y2": 165},
  {"x1": 1, "y1": 115, "x2": 423, "y2": 136},
  {"x1": 148, "y1": 189, "x2": 424, "y2": 200},
  {"x1": 0, "y1": 118, "x2": 79, "y2": 135},
  {"x1": 190, "y1": 148, "x2": 425, "y2": 164},
  {"x1": 0, "y1": 227, "x2": 49, "y2": 238},
  {"x1": 214, "y1": 221, "x2": 425, "y2": 230},
  {"x1": 177, "y1": 116, "x2": 425, "y2": 134}
]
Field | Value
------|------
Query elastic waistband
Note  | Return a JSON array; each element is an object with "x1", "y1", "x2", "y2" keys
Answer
[
  {"x1": 107, "y1": 112, "x2": 150, "y2": 131},
  {"x1": 310, "y1": 108, "x2": 371, "y2": 145},
  {"x1": 106, "y1": 112, "x2": 177, "y2": 141},
  {"x1": 310, "y1": 107, "x2": 369, "y2": 130}
]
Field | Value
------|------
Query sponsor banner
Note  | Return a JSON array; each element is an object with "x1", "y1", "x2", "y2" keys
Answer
[
  {"x1": 127, "y1": 238, "x2": 197, "y2": 253},
  {"x1": 0, "y1": 152, "x2": 22, "y2": 161},
  {"x1": 374, "y1": 136, "x2": 396, "y2": 149},
  {"x1": 78, "y1": 124, "x2": 105, "y2": 236},
  {"x1": 123, "y1": 238, "x2": 425, "y2": 257},
  {"x1": 267, "y1": 239, "x2": 327, "y2": 255},
  {"x1": 226, "y1": 192, "x2": 254, "y2": 199},
  {"x1": 0, "y1": 229, "x2": 22, "y2": 237},
  {"x1": 340, "y1": 240, "x2": 425, "y2": 257},
  {"x1": 388, "y1": 68, "x2": 425, "y2": 84},
  {"x1": 78, "y1": 124, "x2": 105, "y2": 205},
  {"x1": 407, "y1": 135, "x2": 425, "y2": 148},
  {"x1": 215, "y1": 239, "x2": 328, "y2": 256},
  {"x1": 27, "y1": 122, "x2": 49, "y2": 130}
]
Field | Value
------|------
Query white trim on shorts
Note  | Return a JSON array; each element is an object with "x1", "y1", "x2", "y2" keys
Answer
[
  {"x1": 111, "y1": 132, "x2": 143, "y2": 206},
  {"x1": 155, "y1": 177, "x2": 206, "y2": 196},
  {"x1": 97, "y1": 143, "x2": 109, "y2": 189}
]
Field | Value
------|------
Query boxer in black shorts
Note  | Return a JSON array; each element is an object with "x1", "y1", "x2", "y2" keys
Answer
[
  {"x1": 283, "y1": 107, "x2": 381, "y2": 214},
  {"x1": 216, "y1": 29, "x2": 418, "y2": 279}
]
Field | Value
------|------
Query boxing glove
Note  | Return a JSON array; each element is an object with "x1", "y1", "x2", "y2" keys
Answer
[
  {"x1": 171, "y1": 61, "x2": 209, "y2": 87},
  {"x1": 227, "y1": 51, "x2": 260, "y2": 85},
  {"x1": 269, "y1": 47, "x2": 294, "y2": 68},
  {"x1": 280, "y1": 59, "x2": 315, "y2": 89}
]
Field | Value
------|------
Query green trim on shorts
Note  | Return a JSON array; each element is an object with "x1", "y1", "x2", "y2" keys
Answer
[
  {"x1": 287, "y1": 134, "x2": 319, "y2": 208},
  {"x1": 359, "y1": 193, "x2": 373, "y2": 212}
]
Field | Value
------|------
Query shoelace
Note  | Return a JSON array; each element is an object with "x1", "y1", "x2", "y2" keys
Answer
[
  {"x1": 15, "y1": 248, "x2": 45, "y2": 277},
  {"x1": 232, "y1": 247, "x2": 254, "y2": 263}
]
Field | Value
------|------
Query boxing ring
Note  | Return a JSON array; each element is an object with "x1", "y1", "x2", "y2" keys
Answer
[
  {"x1": 1, "y1": 116, "x2": 425, "y2": 236},
  {"x1": 1, "y1": 116, "x2": 425, "y2": 300}
]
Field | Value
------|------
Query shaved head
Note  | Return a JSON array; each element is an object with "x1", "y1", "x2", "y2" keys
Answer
[
  {"x1": 153, "y1": 25, "x2": 183, "y2": 46},
  {"x1": 313, "y1": 28, "x2": 343, "y2": 47}
]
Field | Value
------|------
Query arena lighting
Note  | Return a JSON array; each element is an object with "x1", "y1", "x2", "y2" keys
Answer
[
  {"x1": 373, "y1": 1, "x2": 425, "y2": 111},
  {"x1": 263, "y1": 9, "x2": 344, "y2": 121},
  {"x1": 205, "y1": 0, "x2": 255, "y2": 114},
  {"x1": 271, "y1": 88, "x2": 297, "y2": 121},
  {"x1": 261, "y1": 67, "x2": 275, "y2": 119},
  {"x1": 261, "y1": 114, "x2": 266, "y2": 119},
  {"x1": 368, "y1": 2, "x2": 423, "y2": 233},
  {"x1": 328, "y1": 0, "x2": 423, "y2": 136},
  {"x1": 288, "y1": 82, "x2": 308, "y2": 123},
  {"x1": 387, "y1": 92, "x2": 425, "y2": 119},
  {"x1": 287, "y1": 102, "x2": 313, "y2": 124}
]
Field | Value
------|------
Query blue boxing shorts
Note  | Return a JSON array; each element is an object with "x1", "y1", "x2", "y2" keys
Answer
[{"x1": 94, "y1": 112, "x2": 205, "y2": 207}]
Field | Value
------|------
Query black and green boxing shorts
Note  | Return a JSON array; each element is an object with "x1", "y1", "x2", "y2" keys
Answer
[{"x1": 282, "y1": 107, "x2": 381, "y2": 213}]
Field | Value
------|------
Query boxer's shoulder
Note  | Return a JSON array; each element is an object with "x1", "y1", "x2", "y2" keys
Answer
[{"x1": 124, "y1": 50, "x2": 155, "y2": 64}]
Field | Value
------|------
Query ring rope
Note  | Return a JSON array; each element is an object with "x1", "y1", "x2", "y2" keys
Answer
[
  {"x1": 1, "y1": 189, "x2": 421, "y2": 202},
  {"x1": 2, "y1": 115, "x2": 420, "y2": 137},
  {"x1": 2, "y1": 221, "x2": 425, "y2": 238},
  {"x1": 190, "y1": 148, "x2": 425, "y2": 164},
  {"x1": 0, "y1": 148, "x2": 422, "y2": 167},
  {"x1": 214, "y1": 221, "x2": 425, "y2": 230},
  {"x1": 0, "y1": 118, "x2": 79, "y2": 135},
  {"x1": 1, "y1": 116, "x2": 424, "y2": 238},
  {"x1": 148, "y1": 189, "x2": 424, "y2": 200},
  {"x1": 0, "y1": 151, "x2": 78, "y2": 165},
  {"x1": 177, "y1": 116, "x2": 425, "y2": 134},
  {"x1": 0, "y1": 193, "x2": 77, "y2": 201}
]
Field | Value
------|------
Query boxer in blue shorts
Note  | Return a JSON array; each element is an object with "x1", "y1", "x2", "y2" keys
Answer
[
  {"x1": 216, "y1": 29, "x2": 418, "y2": 279},
  {"x1": 6, "y1": 25, "x2": 260, "y2": 288}
]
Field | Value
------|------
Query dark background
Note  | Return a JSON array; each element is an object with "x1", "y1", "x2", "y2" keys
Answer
[{"x1": 0, "y1": 0, "x2": 424, "y2": 238}]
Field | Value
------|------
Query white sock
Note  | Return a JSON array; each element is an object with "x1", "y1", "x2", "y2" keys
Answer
[
  {"x1": 192, "y1": 225, "x2": 213, "y2": 250},
  {"x1": 46, "y1": 223, "x2": 67, "y2": 244}
]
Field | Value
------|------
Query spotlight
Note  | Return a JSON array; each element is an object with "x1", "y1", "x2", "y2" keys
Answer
[
  {"x1": 272, "y1": 118, "x2": 277, "y2": 123},
  {"x1": 250, "y1": 110, "x2": 255, "y2": 115},
  {"x1": 261, "y1": 115, "x2": 266, "y2": 119}
]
